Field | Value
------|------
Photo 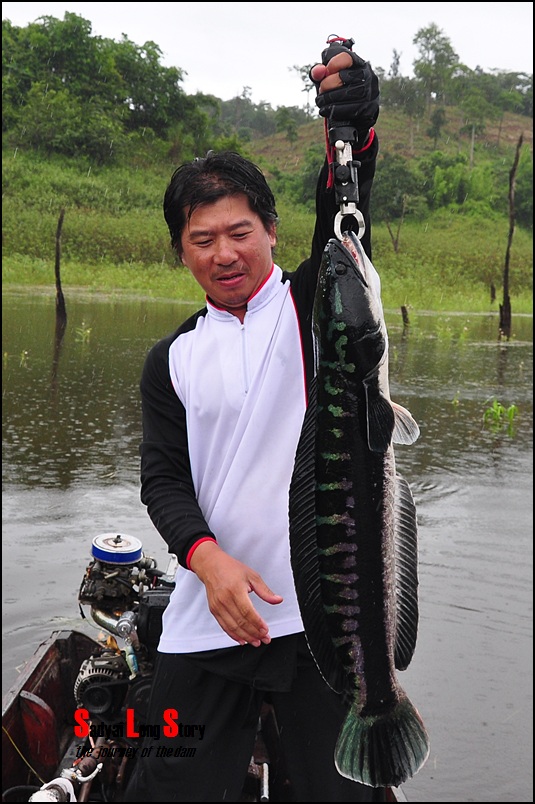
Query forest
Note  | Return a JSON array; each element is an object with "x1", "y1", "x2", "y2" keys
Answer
[{"x1": 2, "y1": 13, "x2": 533, "y2": 312}]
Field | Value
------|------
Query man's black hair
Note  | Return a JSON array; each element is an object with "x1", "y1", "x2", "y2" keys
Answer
[{"x1": 163, "y1": 151, "x2": 278, "y2": 255}]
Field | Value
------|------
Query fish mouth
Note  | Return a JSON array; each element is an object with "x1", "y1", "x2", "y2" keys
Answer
[{"x1": 325, "y1": 234, "x2": 368, "y2": 287}]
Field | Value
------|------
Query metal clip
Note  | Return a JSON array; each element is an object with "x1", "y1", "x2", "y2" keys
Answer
[{"x1": 333, "y1": 140, "x2": 365, "y2": 241}]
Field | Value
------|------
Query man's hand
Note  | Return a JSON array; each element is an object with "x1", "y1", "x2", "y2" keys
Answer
[
  {"x1": 189, "y1": 541, "x2": 283, "y2": 647},
  {"x1": 310, "y1": 48, "x2": 379, "y2": 134}
]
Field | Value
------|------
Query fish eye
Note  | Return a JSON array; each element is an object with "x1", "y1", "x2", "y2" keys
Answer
[{"x1": 335, "y1": 262, "x2": 347, "y2": 275}]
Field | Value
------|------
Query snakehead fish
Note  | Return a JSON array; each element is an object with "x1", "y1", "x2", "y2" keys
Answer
[{"x1": 289, "y1": 231, "x2": 429, "y2": 788}]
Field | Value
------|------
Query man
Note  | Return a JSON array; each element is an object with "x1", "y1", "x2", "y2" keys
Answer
[{"x1": 126, "y1": 43, "x2": 382, "y2": 802}]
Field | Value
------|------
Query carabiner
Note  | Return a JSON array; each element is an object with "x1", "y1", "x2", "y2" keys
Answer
[{"x1": 334, "y1": 208, "x2": 366, "y2": 241}]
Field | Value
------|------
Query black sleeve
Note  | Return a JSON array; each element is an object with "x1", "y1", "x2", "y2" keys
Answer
[
  {"x1": 139, "y1": 331, "x2": 216, "y2": 568},
  {"x1": 309, "y1": 128, "x2": 379, "y2": 271},
  {"x1": 289, "y1": 129, "x2": 379, "y2": 389}
]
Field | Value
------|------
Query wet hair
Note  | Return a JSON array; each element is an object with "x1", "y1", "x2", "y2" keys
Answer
[{"x1": 163, "y1": 151, "x2": 278, "y2": 256}]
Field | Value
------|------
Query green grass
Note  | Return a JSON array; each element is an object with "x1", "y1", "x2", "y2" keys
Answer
[
  {"x1": 3, "y1": 251, "x2": 532, "y2": 315},
  {"x1": 2, "y1": 149, "x2": 532, "y2": 315},
  {"x1": 2, "y1": 254, "x2": 206, "y2": 304}
]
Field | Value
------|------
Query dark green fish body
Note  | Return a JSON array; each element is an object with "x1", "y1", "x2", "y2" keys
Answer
[{"x1": 289, "y1": 232, "x2": 429, "y2": 788}]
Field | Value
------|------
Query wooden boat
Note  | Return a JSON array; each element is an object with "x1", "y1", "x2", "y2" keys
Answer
[
  {"x1": 2, "y1": 630, "x2": 406, "y2": 802},
  {"x1": 3, "y1": 535, "x2": 407, "y2": 802}
]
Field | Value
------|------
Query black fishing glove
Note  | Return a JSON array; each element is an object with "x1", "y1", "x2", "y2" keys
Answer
[{"x1": 311, "y1": 43, "x2": 380, "y2": 138}]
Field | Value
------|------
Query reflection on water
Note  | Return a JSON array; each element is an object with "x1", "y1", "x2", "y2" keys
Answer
[{"x1": 2, "y1": 291, "x2": 533, "y2": 802}]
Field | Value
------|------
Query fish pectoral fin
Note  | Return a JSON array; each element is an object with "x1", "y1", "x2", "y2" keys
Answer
[
  {"x1": 392, "y1": 401, "x2": 420, "y2": 445},
  {"x1": 364, "y1": 385, "x2": 396, "y2": 452}
]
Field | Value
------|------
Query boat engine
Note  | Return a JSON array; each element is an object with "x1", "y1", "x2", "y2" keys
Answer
[
  {"x1": 74, "y1": 533, "x2": 175, "y2": 725},
  {"x1": 12, "y1": 533, "x2": 291, "y2": 803}
]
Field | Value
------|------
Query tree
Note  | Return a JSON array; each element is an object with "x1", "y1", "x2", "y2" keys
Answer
[
  {"x1": 413, "y1": 24, "x2": 459, "y2": 107},
  {"x1": 11, "y1": 81, "x2": 126, "y2": 162},
  {"x1": 103, "y1": 36, "x2": 189, "y2": 137},
  {"x1": 275, "y1": 107, "x2": 298, "y2": 142},
  {"x1": 219, "y1": 93, "x2": 279, "y2": 138},
  {"x1": 2, "y1": 13, "x2": 195, "y2": 159},
  {"x1": 401, "y1": 79, "x2": 428, "y2": 152},
  {"x1": 427, "y1": 108, "x2": 447, "y2": 149},
  {"x1": 380, "y1": 51, "x2": 405, "y2": 108},
  {"x1": 417, "y1": 151, "x2": 470, "y2": 209},
  {"x1": 450, "y1": 66, "x2": 524, "y2": 148},
  {"x1": 458, "y1": 90, "x2": 498, "y2": 168},
  {"x1": 292, "y1": 64, "x2": 315, "y2": 117},
  {"x1": 371, "y1": 153, "x2": 424, "y2": 252}
]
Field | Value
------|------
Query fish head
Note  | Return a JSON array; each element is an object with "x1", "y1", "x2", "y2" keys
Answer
[{"x1": 314, "y1": 232, "x2": 387, "y2": 377}]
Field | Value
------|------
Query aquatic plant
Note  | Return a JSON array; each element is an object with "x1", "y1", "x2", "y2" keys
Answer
[
  {"x1": 483, "y1": 398, "x2": 518, "y2": 436},
  {"x1": 75, "y1": 322, "x2": 92, "y2": 344}
]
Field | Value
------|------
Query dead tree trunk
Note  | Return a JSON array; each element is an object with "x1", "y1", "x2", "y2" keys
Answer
[
  {"x1": 55, "y1": 208, "x2": 67, "y2": 331},
  {"x1": 51, "y1": 209, "x2": 67, "y2": 396},
  {"x1": 499, "y1": 135, "x2": 523, "y2": 341}
]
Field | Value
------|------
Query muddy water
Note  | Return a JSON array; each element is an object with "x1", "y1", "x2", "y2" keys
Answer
[{"x1": 2, "y1": 291, "x2": 533, "y2": 802}]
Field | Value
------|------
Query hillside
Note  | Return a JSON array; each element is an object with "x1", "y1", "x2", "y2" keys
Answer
[
  {"x1": 2, "y1": 105, "x2": 532, "y2": 314},
  {"x1": 248, "y1": 108, "x2": 532, "y2": 177}
]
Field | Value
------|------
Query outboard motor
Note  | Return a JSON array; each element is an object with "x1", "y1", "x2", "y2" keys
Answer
[
  {"x1": 25, "y1": 533, "x2": 176, "y2": 803},
  {"x1": 75, "y1": 533, "x2": 175, "y2": 724}
]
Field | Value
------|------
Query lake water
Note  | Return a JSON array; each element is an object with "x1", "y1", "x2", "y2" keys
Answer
[{"x1": 2, "y1": 289, "x2": 533, "y2": 802}]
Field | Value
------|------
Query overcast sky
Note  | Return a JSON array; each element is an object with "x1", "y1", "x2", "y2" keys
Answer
[{"x1": 3, "y1": 2, "x2": 533, "y2": 109}]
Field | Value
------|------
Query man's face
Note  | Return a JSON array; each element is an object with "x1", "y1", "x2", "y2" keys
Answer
[{"x1": 179, "y1": 194, "x2": 277, "y2": 321}]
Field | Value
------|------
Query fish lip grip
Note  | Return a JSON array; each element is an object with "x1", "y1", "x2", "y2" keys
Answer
[
  {"x1": 332, "y1": 141, "x2": 365, "y2": 241},
  {"x1": 321, "y1": 35, "x2": 365, "y2": 242}
]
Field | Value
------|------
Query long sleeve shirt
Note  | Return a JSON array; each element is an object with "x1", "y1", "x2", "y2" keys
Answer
[{"x1": 139, "y1": 133, "x2": 379, "y2": 652}]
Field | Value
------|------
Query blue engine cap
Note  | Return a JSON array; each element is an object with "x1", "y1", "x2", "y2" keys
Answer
[{"x1": 91, "y1": 533, "x2": 143, "y2": 564}]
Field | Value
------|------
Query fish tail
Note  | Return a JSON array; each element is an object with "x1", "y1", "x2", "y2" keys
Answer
[{"x1": 335, "y1": 691, "x2": 430, "y2": 788}]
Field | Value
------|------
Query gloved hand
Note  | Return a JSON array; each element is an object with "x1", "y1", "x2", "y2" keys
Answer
[{"x1": 310, "y1": 42, "x2": 379, "y2": 136}]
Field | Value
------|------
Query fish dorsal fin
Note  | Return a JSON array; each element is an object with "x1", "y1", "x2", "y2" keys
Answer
[
  {"x1": 393, "y1": 473, "x2": 420, "y2": 671},
  {"x1": 392, "y1": 401, "x2": 420, "y2": 445},
  {"x1": 288, "y1": 375, "x2": 347, "y2": 694}
]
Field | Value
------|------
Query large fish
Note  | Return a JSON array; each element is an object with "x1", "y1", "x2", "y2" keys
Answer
[{"x1": 289, "y1": 231, "x2": 430, "y2": 788}]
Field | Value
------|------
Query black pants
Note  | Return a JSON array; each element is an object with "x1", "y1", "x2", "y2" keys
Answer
[{"x1": 124, "y1": 633, "x2": 386, "y2": 802}]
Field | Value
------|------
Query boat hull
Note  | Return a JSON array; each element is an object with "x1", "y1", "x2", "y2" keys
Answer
[{"x1": 2, "y1": 630, "x2": 406, "y2": 802}]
